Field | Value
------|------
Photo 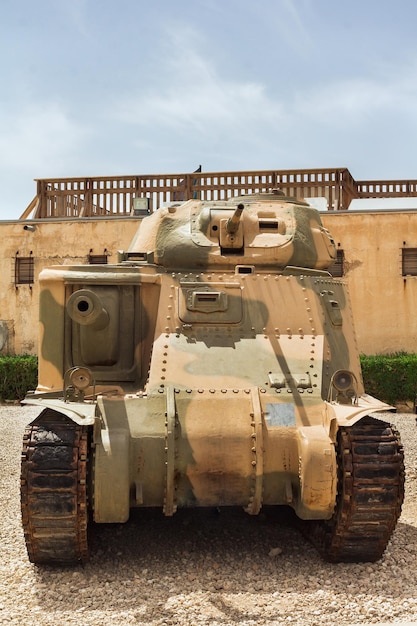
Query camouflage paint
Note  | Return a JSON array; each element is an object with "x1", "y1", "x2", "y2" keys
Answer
[{"x1": 25, "y1": 191, "x2": 392, "y2": 524}]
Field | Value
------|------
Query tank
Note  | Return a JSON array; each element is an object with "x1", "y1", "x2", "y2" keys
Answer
[{"x1": 21, "y1": 189, "x2": 404, "y2": 564}]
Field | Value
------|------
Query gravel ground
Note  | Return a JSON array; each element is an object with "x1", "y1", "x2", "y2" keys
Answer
[{"x1": 1, "y1": 406, "x2": 417, "y2": 626}]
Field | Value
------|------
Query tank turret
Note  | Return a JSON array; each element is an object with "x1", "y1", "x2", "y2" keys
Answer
[
  {"x1": 127, "y1": 190, "x2": 336, "y2": 270},
  {"x1": 21, "y1": 191, "x2": 404, "y2": 565}
]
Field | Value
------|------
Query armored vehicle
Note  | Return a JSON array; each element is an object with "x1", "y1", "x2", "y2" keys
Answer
[{"x1": 21, "y1": 190, "x2": 404, "y2": 564}]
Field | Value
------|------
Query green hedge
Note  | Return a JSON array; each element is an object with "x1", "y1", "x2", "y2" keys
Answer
[
  {"x1": 360, "y1": 352, "x2": 417, "y2": 406},
  {"x1": 1, "y1": 353, "x2": 417, "y2": 406},
  {"x1": 0, "y1": 356, "x2": 38, "y2": 402}
]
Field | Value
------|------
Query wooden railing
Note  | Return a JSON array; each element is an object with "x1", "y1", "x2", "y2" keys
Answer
[
  {"x1": 20, "y1": 167, "x2": 417, "y2": 219},
  {"x1": 356, "y1": 179, "x2": 417, "y2": 199}
]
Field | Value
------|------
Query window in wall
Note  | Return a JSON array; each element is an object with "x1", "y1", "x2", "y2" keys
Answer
[
  {"x1": 328, "y1": 249, "x2": 344, "y2": 278},
  {"x1": 402, "y1": 248, "x2": 417, "y2": 276},
  {"x1": 15, "y1": 255, "x2": 34, "y2": 285}
]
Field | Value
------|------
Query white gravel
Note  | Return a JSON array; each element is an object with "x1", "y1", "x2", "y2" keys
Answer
[{"x1": 2, "y1": 405, "x2": 417, "y2": 626}]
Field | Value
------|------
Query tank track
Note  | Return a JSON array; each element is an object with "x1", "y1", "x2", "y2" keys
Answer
[
  {"x1": 304, "y1": 415, "x2": 405, "y2": 562},
  {"x1": 20, "y1": 410, "x2": 90, "y2": 564}
]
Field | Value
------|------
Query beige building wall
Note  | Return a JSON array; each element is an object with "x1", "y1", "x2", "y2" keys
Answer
[
  {"x1": 0, "y1": 209, "x2": 416, "y2": 356},
  {"x1": 0, "y1": 217, "x2": 137, "y2": 355},
  {"x1": 321, "y1": 210, "x2": 417, "y2": 355}
]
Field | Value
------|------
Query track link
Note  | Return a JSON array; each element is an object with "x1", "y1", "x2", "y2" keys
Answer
[
  {"x1": 305, "y1": 415, "x2": 405, "y2": 562},
  {"x1": 21, "y1": 409, "x2": 90, "y2": 564}
]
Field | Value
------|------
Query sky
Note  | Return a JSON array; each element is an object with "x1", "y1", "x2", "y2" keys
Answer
[{"x1": 1, "y1": 0, "x2": 417, "y2": 219}]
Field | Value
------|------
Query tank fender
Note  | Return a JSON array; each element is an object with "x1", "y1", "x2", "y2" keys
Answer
[
  {"x1": 325, "y1": 396, "x2": 395, "y2": 439},
  {"x1": 22, "y1": 397, "x2": 97, "y2": 426},
  {"x1": 297, "y1": 425, "x2": 337, "y2": 520}
]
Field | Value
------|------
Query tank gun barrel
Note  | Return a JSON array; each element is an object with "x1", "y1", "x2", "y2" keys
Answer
[{"x1": 226, "y1": 203, "x2": 244, "y2": 234}]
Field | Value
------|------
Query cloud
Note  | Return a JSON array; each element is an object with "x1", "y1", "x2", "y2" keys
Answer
[
  {"x1": 109, "y1": 18, "x2": 417, "y2": 149},
  {"x1": 101, "y1": 24, "x2": 417, "y2": 178},
  {"x1": 278, "y1": 0, "x2": 315, "y2": 48},
  {"x1": 59, "y1": 0, "x2": 91, "y2": 39},
  {"x1": 293, "y1": 59, "x2": 417, "y2": 126},
  {"x1": 0, "y1": 102, "x2": 89, "y2": 173},
  {"x1": 110, "y1": 25, "x2": 287, "y2": 138}
]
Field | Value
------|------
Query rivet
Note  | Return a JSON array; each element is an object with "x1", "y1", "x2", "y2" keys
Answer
[
  {"x1": 251, "y1": 461, "x2": 257, "y2": 466},
  {"x1": 209, "y1": 389, "x2": 215, "y2": 394},
  {"x1": 221, "y1": 389, "x2": 227, "y2": 394}
]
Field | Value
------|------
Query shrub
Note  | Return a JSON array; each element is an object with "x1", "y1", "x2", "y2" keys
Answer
[
  {"x1": 360, "y1": 352, "x2": 417, "y2": 406},
  {"x1": 0, "y1": 355, "x2": 38, "y2": 402}
]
